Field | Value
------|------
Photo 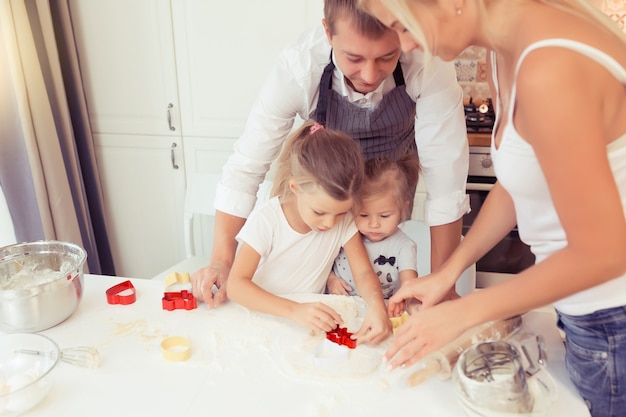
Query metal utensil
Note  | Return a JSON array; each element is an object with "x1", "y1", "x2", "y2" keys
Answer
[
  {"x1": 407, "y1": 315, "x2": 522, "y2": 387},
  {"x1": 455, "y1": 340, "x2": 534, "y2": 413},
  {"x1": 521, "y1": 334, "x2": 547, "y2": 377},
  {"x1": 16, "y1": 346, "x2": 100, "y2": 369},
  {"x1": 0, "y1": 240, "x2": 87, "y2": 332}
]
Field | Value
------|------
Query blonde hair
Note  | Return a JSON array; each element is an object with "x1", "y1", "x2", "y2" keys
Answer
[
  {"x1": 358, "y1": 0, "x2": 434, "y2": 64},
  {"x1": 358, "y1": 154, "x2": 420, "y2": 222},
  {"x1": 358, "y1": 0, "x2": 626, "y2": 63},
  {"x1": 271, "y1": 121, "x2": 364, "y2": 203}
]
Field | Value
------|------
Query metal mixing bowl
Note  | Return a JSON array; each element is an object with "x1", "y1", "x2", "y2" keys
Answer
[
  {"x1": 0, "y1": 241, "x2": 87, "y2": 332},
  {"x1": 0, "y1": 333, "x2": 60, "y2": 416}
]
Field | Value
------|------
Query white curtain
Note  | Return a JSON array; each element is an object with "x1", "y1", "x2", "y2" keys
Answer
[{"x1": 0, "y1": 0, "x2": 114, "y2": 274}]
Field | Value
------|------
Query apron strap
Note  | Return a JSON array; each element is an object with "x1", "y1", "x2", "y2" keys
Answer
[
  {"x1": 392, "y1": 60, "x2": 405, "y2": 87},
  {"x1": 316, "y1": 52, "x2": 335, "y2": 127},
  {"x1": 316, "y1": 51, "x2": 405, "y2": 126}
]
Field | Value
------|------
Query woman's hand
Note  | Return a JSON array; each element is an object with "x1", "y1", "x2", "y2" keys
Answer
[
  {"x1": 384, "y1": 300, "x2": 468, "y2": 370},
  {"x1": 290, "y1": 302, "x2": 344, "y2": 332},
  {"x1": 387, "y1": 271, "x2": 455, "y2": 317},
  {"x1": 326, "y1": 271, "x2": 353, "y2": 295}
]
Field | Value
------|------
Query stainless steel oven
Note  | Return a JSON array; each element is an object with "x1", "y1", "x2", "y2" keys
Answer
[{"x1": 464, "y1": 146, "x2": 536, "y2": 288}]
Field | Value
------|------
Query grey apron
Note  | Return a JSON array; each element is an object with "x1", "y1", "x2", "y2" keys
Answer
[{"x1": 314, "y1": 56, "x2": 417, "y2": 160}]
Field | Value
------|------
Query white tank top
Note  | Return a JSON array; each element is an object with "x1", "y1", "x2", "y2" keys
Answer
[{"x1": 491, "y1": 39, "x2": 626, "y2": 315}]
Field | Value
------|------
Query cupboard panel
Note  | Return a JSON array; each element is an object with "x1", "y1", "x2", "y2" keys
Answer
[
  {"x1": 69, "y1": 0, "x2": 180, "y2": 136},
  {"x1": 94, "y1": 134, "x2": 185, "y2": 278},
  {"x1": 172, "y1": 0, "x2": 323, "y2": 138}
]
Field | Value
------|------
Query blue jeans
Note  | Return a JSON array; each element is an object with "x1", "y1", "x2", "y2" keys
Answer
[{"x1": 557, "y1": 306, "x2": 626, "y2": 417}]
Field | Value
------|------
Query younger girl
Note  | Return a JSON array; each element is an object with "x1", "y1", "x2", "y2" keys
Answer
[
  {"x1": 226, "y1": 121, "x2": 391, "y2": 345},
  {"x1": 328, "y1": 155, "x2": 421, "y2": 299}
]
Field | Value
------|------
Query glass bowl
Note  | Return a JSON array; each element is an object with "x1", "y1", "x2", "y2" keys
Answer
[{"x1": 0, "y1": 333, "x2": 60, "y2": 416}]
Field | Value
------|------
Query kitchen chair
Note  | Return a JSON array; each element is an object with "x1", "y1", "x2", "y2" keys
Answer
[
  {"x1": 183, "y1": 172, "x2": 220, "y2": 258},
  {"x1": 151, "y1": 173, "x2": 273, "y2": 281}
]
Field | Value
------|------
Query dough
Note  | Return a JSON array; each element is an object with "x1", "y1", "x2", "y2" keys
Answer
[
  {"x1": 281, "y1": 334, "x2": 384, "y2": 379},
  {"x1": 278, "y1": 294, "x2": 388, "y2": 380}
]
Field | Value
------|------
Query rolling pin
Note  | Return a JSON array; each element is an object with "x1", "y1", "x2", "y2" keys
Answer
[{"x1": 406, "y1": 315, "x2": 523, "y2": 387}]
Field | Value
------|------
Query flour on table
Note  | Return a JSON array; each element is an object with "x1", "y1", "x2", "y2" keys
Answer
[
  {"x1": 281, "y1": 333, "x2": 384, "y2": 379},
  {"x1": 277, "y1": 294, "x2": 388, "y2": 380}
]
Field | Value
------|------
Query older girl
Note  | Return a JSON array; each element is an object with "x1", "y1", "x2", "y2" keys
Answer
[
  {"x1": 226, "y1": 121, "x2": 391, "y2": 345},
  {"x1": 358, "y1": 1, "x2": 626, "y2": 415}
]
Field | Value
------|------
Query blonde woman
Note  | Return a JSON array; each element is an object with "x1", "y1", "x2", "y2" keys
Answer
[{"x1": 358, "y1": 1, "x2": 626, "y2": 415}]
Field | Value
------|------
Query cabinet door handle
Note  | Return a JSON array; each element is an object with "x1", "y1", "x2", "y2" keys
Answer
[
  {"x1": 167, "y1": 103, "x2": 176, "y2": 131},
  {"x1": 466, "y1": 182, "x2": 493, "y2": 192},
  {"x1": 170, "y1": 142, "x2": 179, "y2": 170}
]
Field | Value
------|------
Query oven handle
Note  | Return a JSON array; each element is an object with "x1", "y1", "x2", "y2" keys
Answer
[{"x1": 467, "y1": 182, "x2": 493, "y2": 192}]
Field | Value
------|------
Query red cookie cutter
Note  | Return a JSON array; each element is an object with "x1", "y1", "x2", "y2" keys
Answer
[
  {"x1": 326, "y1": 326, "x2": 356, "y2": 349},
  {"x1": 162, "y1": 290, "x2": 197, "y2": 311},
  {"x1": 106, "y1": 280, "x2": 137, "y2": 305}
]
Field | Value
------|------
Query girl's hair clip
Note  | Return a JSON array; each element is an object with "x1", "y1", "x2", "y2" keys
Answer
[{"x1": 310, "y1": 121, "x2": 325, "y2": 134}]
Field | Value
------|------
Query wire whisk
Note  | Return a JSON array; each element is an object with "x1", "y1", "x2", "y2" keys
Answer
[{"x1": 17, "y1": 346, "x2": 100, "y2": 369}]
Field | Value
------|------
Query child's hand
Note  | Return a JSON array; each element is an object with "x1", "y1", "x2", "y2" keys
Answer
[
  {"x1": 387, "y1": 271, "x2": 453, "y2": 316},
  {"x1": 326, "y1": 271, "x2": 353, "y2": 295},
  {"x1": 388, "y1": 299, "x2": 406, "y2": 318},
  {"x1": 291, "y1": 302, "x2": 344, "y2": 332},
  {"x1": 352, "y1": 303, "x2": 392, "y2": 345},
  {"x1": 405, "y1": 297, "x2": 422, "y2": 315}
]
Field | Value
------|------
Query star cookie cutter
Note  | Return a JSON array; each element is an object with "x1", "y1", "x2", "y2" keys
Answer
[
  {"x1": 390, "y1": 311, "x2": 410, "y2": 334},
  {"x1": 326, "y1": 326, "x2": 356, "y2": 349}
]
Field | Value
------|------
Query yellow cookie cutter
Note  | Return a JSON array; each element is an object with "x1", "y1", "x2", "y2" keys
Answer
[
  {"x1": 164, "y1": 272, "x2": 191, "y2": 288},
  {"x1": 389, "y1": 311, "x2": 410, "y2": 334},
  {"x1": 161, "y1": 336, "x2": 191, "y2": 362}
]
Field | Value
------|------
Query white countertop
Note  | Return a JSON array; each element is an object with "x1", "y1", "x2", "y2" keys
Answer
[{"x1": 14, "y1": 274, "x2": 590, "y2": 417}]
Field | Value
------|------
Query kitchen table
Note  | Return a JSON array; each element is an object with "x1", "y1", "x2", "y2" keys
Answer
[{"x1": 16, "y1": 274, "x2": 589, "y2": 417}]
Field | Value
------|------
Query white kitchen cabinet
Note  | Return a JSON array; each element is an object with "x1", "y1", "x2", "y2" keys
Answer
[
  {"x1": 93, "y1": 134, "x2": 186, "y2": 278},
  {"x1": 68, "y1": 0, "x2": 322, "y2": 278},
  {"x1": 170, "y1": 0, "x2": 322, "y2": 178},
  {"x1": 68, "y1": 0, "x2": 185, "y2": 278},
  {"x1": 171, "y1": 0, "x2": 322, "y2": 139},
  {"x1": 69, "y1": 0, "x2": 181, "y2": 137}
]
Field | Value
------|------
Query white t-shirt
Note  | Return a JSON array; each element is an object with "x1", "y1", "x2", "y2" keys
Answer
[
  {"x1": 237, "y1": 197, "x2": 358, "y2": 295},
  {"x1": 492, "y1": 40, "x2": 626, "y2": 315},
  {"x1": 215, "y1": 24, "x2": 469, "y2": 227},
  {"x1": 333, "y1": 229, "x2": 417, "y2": 299}
]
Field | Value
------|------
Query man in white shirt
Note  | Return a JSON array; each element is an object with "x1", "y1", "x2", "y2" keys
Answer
[{"x1": 191, "y1": 0, "x2": 469, "y2": 308}]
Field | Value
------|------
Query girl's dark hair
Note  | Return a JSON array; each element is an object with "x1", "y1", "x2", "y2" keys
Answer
[
  {"x1": 358, "y1": 153, "x2": 421, "y2": 221},
  {"x1": 324, "y1": 0, "x2": 389, "y2": 39},
  {"x1": 271, "y1": 121, "x2": 364, "y2": 202}
]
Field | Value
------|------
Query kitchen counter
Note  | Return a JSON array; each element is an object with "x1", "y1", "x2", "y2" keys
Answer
[
  {"x1": 468, "y1": 132, "x2": 491, "y2": 147},
  {"x1": 17, "y1": 274, "x2": 589, "y2": 417}
]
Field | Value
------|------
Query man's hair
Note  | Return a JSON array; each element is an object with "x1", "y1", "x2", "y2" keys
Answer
[{"x1": 324, "y1": 0, "x2": 390, "y2": 39}]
